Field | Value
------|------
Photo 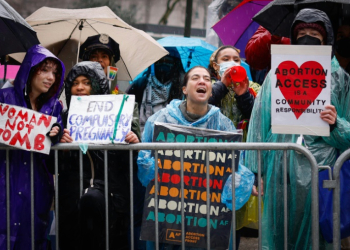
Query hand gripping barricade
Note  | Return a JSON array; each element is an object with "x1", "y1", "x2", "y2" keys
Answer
[{"x1": 2, "y1": 142, "x2": 327, "y2": 250}]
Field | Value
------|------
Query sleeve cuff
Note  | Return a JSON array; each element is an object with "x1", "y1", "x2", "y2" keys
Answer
[{"x1": 47, "y1": 123, "x2": 63, "y2": 144}]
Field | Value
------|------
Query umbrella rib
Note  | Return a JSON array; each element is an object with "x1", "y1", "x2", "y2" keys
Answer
[
  {"x1": 56, "y1": 20, "x2": 82, "y2": 57},
  {"x1": 86, "y1": 19, "x2": 131, "y2": 30},
  {"x1": 31, "y1": 19, "x2": 72, "y2": 27},
  {"x1": 120, "y1": 56, "x2": 132, "y2": 80}
]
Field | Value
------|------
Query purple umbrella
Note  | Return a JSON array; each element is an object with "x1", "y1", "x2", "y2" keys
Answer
[{"x1": 212, "y1": 0, "x2": 271, "y2": 58}]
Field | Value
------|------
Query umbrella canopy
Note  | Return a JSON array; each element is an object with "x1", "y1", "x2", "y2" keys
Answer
[
  {"x1": 157, "y1": 36, "x2": 217, "y2": 72},
  {"x1": 10, "y1": 6, "x2": 168, "y2": 81},
  {"x1": 212, "y1": 0, "x2": 272, "y2": 58},
  {"x1": 253, "y1": 0, "x2": 350, "y2": 38},
  {"x1": 0, "y1": 0, "x2": 39, "y2": 56}
]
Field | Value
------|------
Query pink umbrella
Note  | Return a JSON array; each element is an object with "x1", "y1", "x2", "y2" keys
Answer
[{"x1": 212, "y1": 0, "x2": 272, "y2": 58}]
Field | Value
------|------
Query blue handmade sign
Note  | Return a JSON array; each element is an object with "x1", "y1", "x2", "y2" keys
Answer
[{"x1": 67, "y1": 94, "x2": 135, "y2": 144}]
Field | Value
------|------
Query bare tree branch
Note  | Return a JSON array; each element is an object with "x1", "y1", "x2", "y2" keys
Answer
[{"x1": 158, "y1": 0, "x2": 181, "y2": 25}]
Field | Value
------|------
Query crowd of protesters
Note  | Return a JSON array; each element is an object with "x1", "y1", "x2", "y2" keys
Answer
[{"x1": 1, "y1": 4, "x2": 350, "y2": 250}]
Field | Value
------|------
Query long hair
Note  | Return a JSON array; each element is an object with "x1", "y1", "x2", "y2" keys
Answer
[{"x1": 27, "y1": 58, "x2": 62, "y2": 111}]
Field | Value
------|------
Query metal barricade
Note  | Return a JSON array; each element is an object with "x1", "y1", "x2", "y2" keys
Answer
[
  {"x1": 325, "y1": 148, "x2": 350, "y2": 250},
  {"x1": 3, "y1": 142, "x2": 319, "y2": 250}
]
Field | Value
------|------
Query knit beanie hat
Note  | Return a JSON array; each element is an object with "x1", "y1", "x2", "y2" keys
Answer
[{"x1": 293, "y1": 22, "x2": 327, "y2": 41}]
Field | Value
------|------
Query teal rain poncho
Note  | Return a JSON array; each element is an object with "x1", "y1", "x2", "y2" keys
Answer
[{"x1": 245, "y1": 8, "x2": 350, "y2": 250}]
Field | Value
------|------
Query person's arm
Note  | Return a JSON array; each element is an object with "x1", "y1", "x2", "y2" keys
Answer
[
  {"x1": 131, "y1": 103, "x2": 141, "y2": 141},
  {"x1": 235, "y1": 90, "x2": 255, "y2": 120},
  {"x1": 208, "y1": 80, "x2": 229, "y2": 106},
  {"x1": 137, "y1": 118, "x2": 156, "y2": 187}
]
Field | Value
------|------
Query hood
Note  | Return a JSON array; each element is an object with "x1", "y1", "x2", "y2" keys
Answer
[
  {"x1": 291, "y1": 8, "x2": 334, "y2": 46},
  {"x1": 166, "y1": 99, "x2": 221, "y2": 126},
  {"x1": 14, "y1": 45, "x2": 65, "y2": 108},
  {"x1": 64, "y1": 61, "x2": 109, "y2": 108}
]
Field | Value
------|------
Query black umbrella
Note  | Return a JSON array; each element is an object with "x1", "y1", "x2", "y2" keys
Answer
[
  {"x1": 0, "y1": 0, "x2": 39, "y2": 56},
  {"x1": 252, "y1": 0, "x2": 350, "y2": 37}
]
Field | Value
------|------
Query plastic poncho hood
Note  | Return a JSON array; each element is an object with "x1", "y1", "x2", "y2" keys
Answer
[
  {"x1": 64, "y1": 61, "x2": 109, "y2": 108},
  {"x1": 291, "y1": 8, "x2": 334, "y2": 46},
  {"x1": 14, "y1": 44, "x2": 65, "y2": 112}
]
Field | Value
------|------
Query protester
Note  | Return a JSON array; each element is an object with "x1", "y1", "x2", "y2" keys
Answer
[
  {"x1": 79, "y1": 33, "x2": 120, "y2": 90},
  {"x1": 59, "y1": 61, "x2": 145, "y2": 250},
  {"x1": 0, "y1": 45, "x2": 66, "y2": 250},
  {"x1": 245, "y1": 8, "x2": 350, "y2": 249},
  {"x1": 334, "y1": 20, "x2": 350, "y2": 75},
  {"x1": 208, "y1": 45, "x2": 260, "y2": 141},
  {"x1": 126, "y1": 49, "x2": 185, "y2": 133},
  {"x1": 80, "y1": 33, "x2": 141, "y2": 145},
  {"x1": 137, "y1": 66, "x2": 254, "y2": 249}
]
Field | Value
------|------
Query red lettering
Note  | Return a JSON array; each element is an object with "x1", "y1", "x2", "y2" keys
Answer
[
  {"x1": 34, "y1": 134, "x2": 45, "y2": 151},
  {"x1": 37, "y1": 115, "x2": 52, "y2": 128},
  {"x1": 9, "y1": 132, "x2": 31, "y2": 149},
  {"x1": 17, "y1": 110, "x2": 28, "y2": 122},
  {"x1": 212, "y1": 179, "x2": 223, "y2": 189},
  {"x1": 29, "y1": 115, "x2": 36, "y2": 125},
  {"x1": 2, "y1": 130, "x2": 11, "y2": 141},
  {"x1": 170, "y1": 174, "x2": 180, "y2": 184},
  {"x1": 5, "y1": 117, "x2": 18, "y2": 130},
  {"x1": 25, "y1": 123, "x2": 34, "y2": 134},
  {"x1": 0, "y1": 128, "x2": 3, "y2": 136},
  {"x1": 161, "y1": 173, "x2": 170, "y2": 183},
  {"x1": 7, "y1": 107, "x2": 16, "y2": 119},
  {"x1": 183, "y1": 175, "x2": 190, "y2": 185},
  {"x1": 17, "y1": 121, "x2": 24, "y2": 131},
  {"x1": 0, "y1": 105, "x2": 9, "y2": 116}
]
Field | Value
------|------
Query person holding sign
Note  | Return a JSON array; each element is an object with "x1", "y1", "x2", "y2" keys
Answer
[
  {"x1": 208, "y1": 45, "x2": 260, "y2": 141},
  {"x1": 59, "y1": 61, "x2": 145, "y2": 250},
  {"x1": 0, "y1": 45, "x2": 66, "y2": 250},
  {"x1": 137, "y1": 66, "x2": 254, "y2": 249},
  {"x1": 245, "y1": 8, "x2": 350, "y2": 249}
]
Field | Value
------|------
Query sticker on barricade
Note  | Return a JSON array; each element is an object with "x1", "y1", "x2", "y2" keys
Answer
[
  {"x1": 0, "y1": 103, "x2": 57, "y2": 154},
  {"x1": 67, "y1": 94, "x2": 135, "y2": 144}
]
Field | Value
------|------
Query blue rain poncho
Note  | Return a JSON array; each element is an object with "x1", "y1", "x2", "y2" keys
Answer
[
  {"x1": 245, "y1": 9, "x2": 350, "y2": 249},
  {"x1": 137, "y1": 99, "x2": 254, "y2": 249},
  {"x1": 137, "y1": 99, "x2": 254, "y2": 207}
]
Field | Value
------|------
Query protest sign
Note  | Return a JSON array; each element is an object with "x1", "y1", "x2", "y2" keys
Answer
[
  {"x1": 140, "y1": 123, "x2": 243, "y2": 248},
  {"x1": 271, "y1": 45, "x2": 332, "y2": 136},
  {"x1": 0, "y1": 103, "x2": 56, "y2": 154},
  {"x1": 67, "y1": 94, "x2": 135, "y2": 144}
]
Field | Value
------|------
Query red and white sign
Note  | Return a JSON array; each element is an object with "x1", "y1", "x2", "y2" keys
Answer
[
  {"x1": 0, "y1": 103, "x2": 57, "y2": 154},
  {"x1": 271, "y1": 45, "x2": 332, "y2": 136}
]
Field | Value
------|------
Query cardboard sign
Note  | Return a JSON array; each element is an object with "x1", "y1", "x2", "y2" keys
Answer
[
  {"x1": 140, "y1": 123, "x2": 243, "y2": 248},
  {"x1": 271, "y1": 45, "x2": 332, "y2": 136},
  {"x1": 67, "y1": 94, "x2": 135, "y2": 144},
  {"x1": 0, "y1": 103, "x2": 57, "y2": 154}
]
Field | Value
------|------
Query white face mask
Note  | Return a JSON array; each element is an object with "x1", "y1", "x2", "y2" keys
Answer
[{"x1": 218, "y1": 61, "x2": 240, "y2": 77}]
